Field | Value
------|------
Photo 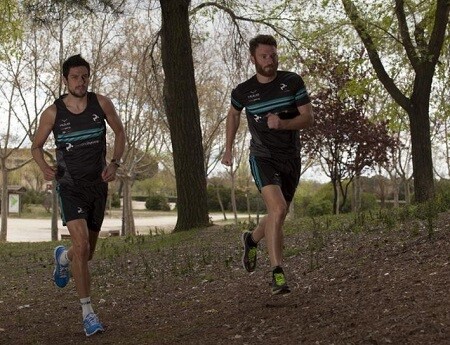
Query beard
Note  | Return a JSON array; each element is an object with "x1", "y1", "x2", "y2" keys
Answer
[
  {"x1": 67, "y1": 86, "x2": 87, "y2": 98},
  {"x1": 255, "y1": 60, "x2": 278, "y2": 78}
]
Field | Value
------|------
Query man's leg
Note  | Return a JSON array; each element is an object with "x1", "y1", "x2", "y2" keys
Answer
[
  {"x1": 259, "y1": 185, "x2": 292, "y2": 295},
  {"x1": 65, "y1": 220, "x2": 103, "y2": 336},
  {"x1": 241, "y1": 215, "x2": 268, "y2": 272},
  {"x1": 66, "y1": 219, "x2": 91, "y2": 298},
  {"x1": 260, "y1": 185, "x2": 288, "y2": 267},
  {"x1": 251, "y1": 216, "x2": 267, "y2": 243},
  {"x1": 88, "y1": 229, "x2": 99, "y2": 261},
  {"x1": 241, "y1": 187, "x2": 289, "y2": 272}
]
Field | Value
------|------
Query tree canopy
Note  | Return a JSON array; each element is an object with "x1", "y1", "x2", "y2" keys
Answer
[
  {"x1": 0, "y1": 0, "x2": 22, "y2": 55},
  {"x1": 341, "y1": 0, "x2": 450, "y2": 202},
  {"x1": 302, "y1": 49, "x2": 397, "y2": 213}
]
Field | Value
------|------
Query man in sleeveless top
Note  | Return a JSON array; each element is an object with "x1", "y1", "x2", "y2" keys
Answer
[
  {"x1": 221, "y1": 35, "x2": 314, "y2": 295},
  {"x1": 31, "y1": 54, "x2": 125, "y2": 336}
]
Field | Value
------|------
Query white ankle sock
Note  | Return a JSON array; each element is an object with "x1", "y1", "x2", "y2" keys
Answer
[
  {"x1": 59, "y1": 250, "x2": 70, "y2": 266},
  {"x1": 80, "y1": 297, "x2": 94, "y2": 319}
]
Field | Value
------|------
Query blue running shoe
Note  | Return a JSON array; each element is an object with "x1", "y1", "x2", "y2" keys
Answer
[
  {"x1": 53, "y1": 245, "x2": 70, "y2": 288},
  {"x1": 83, "y1": 313, "x2": 104, "y2": 336}
]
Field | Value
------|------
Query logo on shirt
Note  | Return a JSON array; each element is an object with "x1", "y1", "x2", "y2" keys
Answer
[
  {"x1": 253, "y1": 114, "x2": 264, "y2": 123},
  {"x1": 280, "y1": 83, "x2": 288, "y2": 91},
  {"x1": 66, "y1": 143, "x2": 73, "y2": 151},
  {"x1": 77, "y1": 207, "x2": 84, "y2": 214},
  {"x1": 248, "y1": 89, "x2": 260, "y2": 101},
  {"x1": 92, "y1": 114, "x2": 100, "y2": 122},
  {"x1": 60, "y1": 119, "x2": 71, "y2": 131}
]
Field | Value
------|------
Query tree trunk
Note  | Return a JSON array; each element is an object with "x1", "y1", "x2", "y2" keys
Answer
[
  {"x1": 246, "y1": 191, "x2": 251, "y2": 222},
  {"x1": 288, "y1": 202, "x2": 294, "y2": 219},
  {"x1": 393, "y1": 178, "x2": 399, "y2": 208},
  {"x1": 445, "y1": 121, "x2": 450, "y2": 177},
  {"x1": 51, "y1": 180, "x2": 58, "y2": 241},
  {"x1": 408, "y1": 86, "x2": 435, "y2": 202},
  {"x1": 159, "y1": 0, "x2": 209, "y2": 231},
  {"x1": 403, "y1": 177, "x2": 412, "y2": 205},
  {"x1": 256, "y1": 197, "x2": 260, "y2": 224},
  {"x1": 1, "y1": 163, "x2": 8, "y2": 242},
  {"x1": 378, "y1": 175, "x2": 386, "y2": 209},
  {"x1": 216, "y1": 187, "x2": 227, "y2": 221},
  {"x1": 121, "y1": 178, "x2": 135, "y2": 236},
  {"x1": 389, "y1": 168, "x2": 400, "y2": 208},
  {"x1": 246, "y1": 178, "x2": 252, "y2": 222},
  {"x1": 352, "y1": 174, "x2": 361, "y2": 213},
  {"x1": 332, "y1": 179, "x2": 339, "y2": 215},
  {"x1": 230, "y1": 172, "x2": 238, "y2": 224},
  {"x1": 336, "y1": 183, "x2": 340, "y2": 215}
]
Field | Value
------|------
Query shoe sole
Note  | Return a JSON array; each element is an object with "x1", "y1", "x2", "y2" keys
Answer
[
  {"x1": 272, "y1": 287, "x2": 291, "y2": 296},
  {"x1": 241, "y1": 232, "x2": 255, "y2": 272},
  {"x1": 53, "y1": 246, "x2": 69, "y2": 288},
  {"x1": 85, "y1": 327, "x2": 104, "y2": 337},
  {"x1": 54, "y1": 245, "x2": 63, "y2": 260}
]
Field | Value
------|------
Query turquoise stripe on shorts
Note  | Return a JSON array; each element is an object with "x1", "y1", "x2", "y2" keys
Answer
[{"x1": 249, "y1": 156, "x2": 262, "y2": 191}]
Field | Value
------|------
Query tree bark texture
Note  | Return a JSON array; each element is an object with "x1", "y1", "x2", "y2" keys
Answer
[
  {"x1": 159, "y1": 0, "x2": 209, "y2": 231},
  {"x1": 51, "y1": 180, "x2": 58, "y2": 241},
  {"x1": 122, "y1": 178, "x2": 135, "y2": 236},
  {"x1": 1, "y1": 162, "x2": 8, "y2": 242}
]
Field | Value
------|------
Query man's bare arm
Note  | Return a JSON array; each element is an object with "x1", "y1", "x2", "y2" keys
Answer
[
  {"x1": 221, "y1": 106, "x2": 242, "y2": 166},
  {"x1": 31, "y1": 105, "x2": 57, "y2": 181},
  {"x1": 98, "y1": 94, "x2": 126, "y2": 182}
]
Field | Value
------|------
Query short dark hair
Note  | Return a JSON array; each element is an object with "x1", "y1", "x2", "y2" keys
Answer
[
  {"x1": 249, "y1": 35, "x2": 277, "y2": 56},
  {"x1": 62, "y1": 54, "x2": 90, "y2": 79}
]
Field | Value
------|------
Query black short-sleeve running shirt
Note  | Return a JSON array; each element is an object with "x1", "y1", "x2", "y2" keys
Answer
[{"x1": 231, "y1": 70, "x2": 311, "y2": 158}]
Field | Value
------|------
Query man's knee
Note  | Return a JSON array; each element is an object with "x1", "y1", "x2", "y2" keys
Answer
[
  {"x1": 270, "y1": 203, "x2": 288, "y2": 220},
  {"x1": 72, "y1": 241, "x2": 90, "y2": 260}
]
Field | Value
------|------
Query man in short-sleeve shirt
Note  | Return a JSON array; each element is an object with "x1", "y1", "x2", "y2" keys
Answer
[{"x1": 222, "y1": 34, "x2": 314, "y2": 295}]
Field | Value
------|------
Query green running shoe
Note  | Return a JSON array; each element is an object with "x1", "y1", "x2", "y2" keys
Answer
[
  {"x1": 271, "y1": 267, "x2": 291, "y2": 295},
  {"x1": 241, "y1": 231, "x2": 257, "y2": 272}
]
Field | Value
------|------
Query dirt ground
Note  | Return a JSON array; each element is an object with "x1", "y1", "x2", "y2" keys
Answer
[{"x1": 0, "y1": 211, "x2": 449, "y2": 345}]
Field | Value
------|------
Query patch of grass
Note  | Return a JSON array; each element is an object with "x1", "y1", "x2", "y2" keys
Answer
[
  {"x1": 12, "y1": 204, "x2": 178, "y2": 219},
  {"x1": 280, "y1": 204, "x2": 450, "y2": 271},
  {"x1": 376, "y1": 209, "x2": 398, "y2": 230},
  {"x1": 284, "y1": 246, "x2": 302, "y2": 258}
]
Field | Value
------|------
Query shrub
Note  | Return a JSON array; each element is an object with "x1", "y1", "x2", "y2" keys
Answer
[
  {"x1": 42, "y1": 193, "x2": 52, "y2": 212},
  {"x1": 306, "y1": 199, "x2": 333, "y2": 217},
  {"x1": 435, "y1": 179, "x2": 450, "y2": 211},
  {"x1": 111, "y1": 193, "x2": 121, "y2": 208},
  {"x1": 207, "y1": 185, "x2": 265, "y2": 213},
  {"x1": 21, "y1": 190, "x2": 46, "y2": 205},
  {"x1": 294, "y1": 182, "x2": 333, "y2": 217},
  {"x1": 145, "y1": 195, "x2": 170, "y2": 211},
  {"x1": 360, "y1": 192, "x2": 378, "y2": 211},
  {"x1": 133, "y1": 196, "x2": 148, "y2": 202}
]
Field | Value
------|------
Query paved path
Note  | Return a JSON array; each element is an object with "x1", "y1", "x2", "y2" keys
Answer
[{"x1": 5, "y1": 213, "x2": 255, "y2": 242}]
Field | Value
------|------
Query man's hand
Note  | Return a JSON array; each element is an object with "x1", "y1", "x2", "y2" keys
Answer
[
  {"x1": 101, "y1": 164, "x2": 118, "y2": 182},
  {"x1": 221, "y1": 151, "x2": 233, "y2": 166},
  {"x1": 266, "y1": 113, "x2": 283, "y2": 129},
  {"x1": 42, "y1": 165, "x2": 57, "y2": 181}
]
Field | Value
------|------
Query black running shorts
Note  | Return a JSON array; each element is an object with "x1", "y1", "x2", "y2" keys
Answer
[
  {"x1": 249, "y1": 155, "x2": 301, "y2": 202},
  {"x1": 57, "y1": 182, "x2": 108, "y2": 231}
]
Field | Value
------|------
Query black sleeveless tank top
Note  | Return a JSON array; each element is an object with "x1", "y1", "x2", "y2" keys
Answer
[{"x1": 52, "y1": 92, "x2": 107, "y2": 186}]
